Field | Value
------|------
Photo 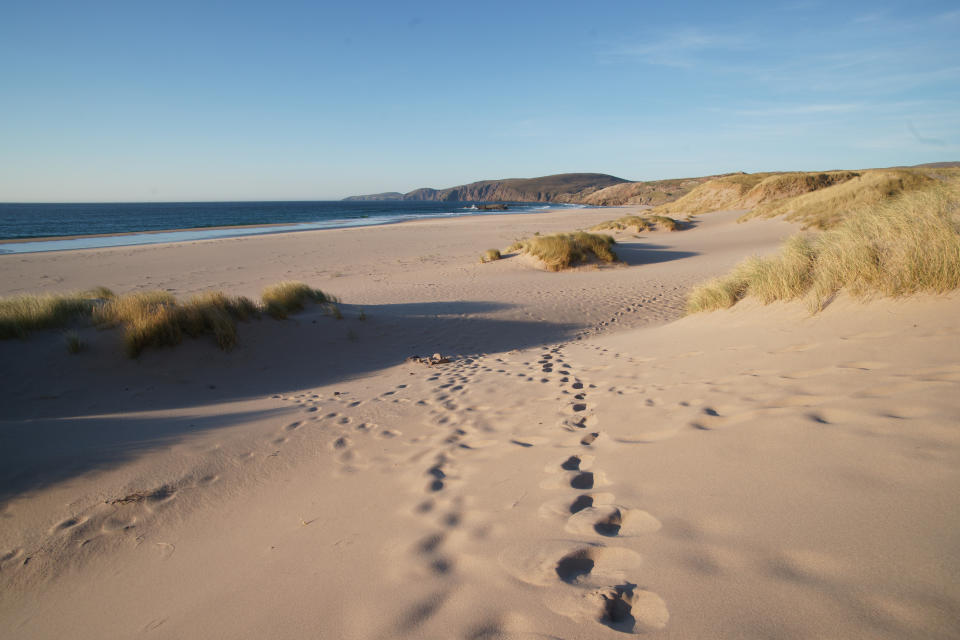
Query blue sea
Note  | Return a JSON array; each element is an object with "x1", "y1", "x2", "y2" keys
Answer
[{"x1": 0, "y1": 201, "x2": 584, "y2": 254}]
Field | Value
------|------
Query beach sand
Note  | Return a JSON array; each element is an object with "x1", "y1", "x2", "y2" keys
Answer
[{"x1": 1, "y1": 206, "x2": 958, "y2": 639}]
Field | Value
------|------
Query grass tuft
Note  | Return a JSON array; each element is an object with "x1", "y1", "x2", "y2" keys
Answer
[
  {"x1": 0, "y1": 281, "x2": 336, "y2": 357},
  {"x1": 482, "y1": 248, "x2": 502, "y2": 262},
  {"x1": 592, "y1": 215, "x2": 679, "y2": 233},
  {"x1": 0, "y1": 292, "x2": 98, "y2": 339},
  {"x1": 64, "y1": 331, "x2": 84, "y2": 354},
  {"x1": 509, "y1": 232, "x2": 618, "y2": 271},
  {"x1": 261, "y1": 281, "x2": 331, "y2": 319},
  {"x1": 687, "y1": 180, "x2": 960, "y2": 313}
]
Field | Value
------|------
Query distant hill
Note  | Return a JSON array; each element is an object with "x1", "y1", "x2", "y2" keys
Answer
[
  {"x1": 344, "y1": 173, "x2": 628, "y2": 203},
  {"x1": 345, "y1": 191, "x2": 405, "y2": 201},
  {"x1": 344, "y1": 163, "x2": 960, "y2": 207},
  {"x1": 911, "y1": 161, "x2": 960, "y2": 168}
]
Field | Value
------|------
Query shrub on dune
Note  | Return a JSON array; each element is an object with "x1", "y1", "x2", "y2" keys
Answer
[
  {"x1": 687, "y1": 181, "x2": 960, "y2": 313},
  {"x1": 510, "y1": 232, "x2": 618, "y2": 271}
]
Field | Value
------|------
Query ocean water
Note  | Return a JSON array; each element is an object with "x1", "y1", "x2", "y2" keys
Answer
[{"x1": 0, "y1": 201, "x2": 583, "y2": 254}]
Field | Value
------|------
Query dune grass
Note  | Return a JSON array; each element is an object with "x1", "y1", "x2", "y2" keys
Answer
[
  {"x1": 482, "y1": 248, "x2": 502, "y2": 263},
  {"x1": 654, "y1": 170, "x2": 861, "y2": 217},
  {"x1": 592, "y1": 214, "x2": 679, "y2": 233},
  {"x1": 64, "y1": 331, "x2": 84, "y2": 354},
  {"x1": 687, "y1": 180, "x2": 960, "y2": 313},
  {"x1": 0, "y1": 281, "x2": 337, "y2": 357},
  {"x1": 739, "y1": 169, "x2": 933, "y2": 229},
  {"x1": 261, "y1": 281, "x2": 335, "y2": 319},
  {"x1": 0, "y1": 292, "x2": 102, "y2": 339},
  {"x1": 508, "y1": 232, "x2": 618, "y2": 271}
]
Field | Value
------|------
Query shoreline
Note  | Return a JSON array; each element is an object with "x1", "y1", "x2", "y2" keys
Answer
[{"x1": 0, "y1": 203, "x2": 599, "y2": 255}]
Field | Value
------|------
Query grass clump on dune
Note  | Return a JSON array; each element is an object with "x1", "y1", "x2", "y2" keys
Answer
[
  {"x1": 687, "y1": 181, "x2": 960, "y2": 313},
  {"x1": 0, "y1": 281, "x2": 337, "y2": 357},
  {"x1": 95, "y1": 290, "x2": 260, "y2": 357},
  {"x1": 481, "y1": 249, "x2": 502, "y2": 263},
  {"x1": 509, "y1": 232, "x2": 618, "y2": 271},
  {"x1": 592, "y1": 214, "x2": 679, "y2": 233},
  {"x1": 261, "y1": 281, "x2": 335, "y2": 319},
  {"x1": 0, "y1": 291, "x2": 109, "y2": 339}
]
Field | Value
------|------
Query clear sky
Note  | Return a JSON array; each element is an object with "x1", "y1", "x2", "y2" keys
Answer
[{"x1": 1, "y1": 0, "x2": 958, "y2": 202}]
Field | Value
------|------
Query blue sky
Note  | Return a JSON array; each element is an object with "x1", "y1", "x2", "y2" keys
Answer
[{"x1": 1, "y1": 0, "x2": 958, "y2": 201}]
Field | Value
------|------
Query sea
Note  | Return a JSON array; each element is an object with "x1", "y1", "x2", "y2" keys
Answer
[{"x1": 0, "y1": 200, "x2": 585, "y2": 254}]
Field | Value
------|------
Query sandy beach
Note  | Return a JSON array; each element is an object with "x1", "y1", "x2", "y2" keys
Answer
[{"x1": 1, "y1": 205, "x2": 958, "y2": 639}]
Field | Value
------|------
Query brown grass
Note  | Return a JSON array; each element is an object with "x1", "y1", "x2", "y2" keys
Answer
[
  {"x1": 687, "y1": 179, "x2": 960, "y2": 313},
  {"x1": 592, "y1": 215, "x2": 679, "y2": 233},
  {"x1": 509, "y1": 232, "x2": 618, "y2": 270}
]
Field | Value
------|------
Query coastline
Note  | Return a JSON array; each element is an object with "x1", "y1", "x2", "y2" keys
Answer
[{"x1": 0, "y1": 202, "x2": 592, "y2": 254}]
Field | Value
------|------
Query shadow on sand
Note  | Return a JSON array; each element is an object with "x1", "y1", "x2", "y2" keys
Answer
[{"x1": 0, "y1": 299, "x2": 582, "y2": 502}]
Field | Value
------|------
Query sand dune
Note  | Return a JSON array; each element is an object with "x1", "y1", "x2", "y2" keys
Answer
[{"x1": 1, "y1": 206, "x2": 958, "y2": 639}]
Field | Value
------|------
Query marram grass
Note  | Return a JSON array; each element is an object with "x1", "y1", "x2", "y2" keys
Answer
[
  {"x1": 592, "y1": 215, "x2": 679, "y2": 233},
  {"x1": 687, "y1": 181, "x2": 960, "y2": 313},
  {"x1": 261, "y1": 281, "x2": 333, "y2": 319},
  {"x1": 482, "y1": 248, "x2": 502, "y2": 263},
  {"x1": 0, "y1": 281, "x2": 336, "y2": 357},
  {"x1": 508, "y1": 232, "x2": 618, "y2": 271}
]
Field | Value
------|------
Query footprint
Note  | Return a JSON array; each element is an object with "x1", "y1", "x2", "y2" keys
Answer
[
  {"x1": 570, "y1": 495, "x2": 594, "y2": 513},
  {"x1": 555, "y1": 548, "x2": 595, "y2": 584},
  {"x1": 594, "y1": 509, "x2": 623, "y2": 536},
  {"x1": 285, "y1": 421, "x2": 303, "y2": 431},
  {"x1": 571, "y1": 472, "x2": 594, "y2": 490},
  {"x1": 561, "y1": 456, "x2": 581, "y2": 471},
  {"x1": 600, "y1": 585, "x2": 670, "y2": 633},
  {"x1": 581, "y1": 432, "x2": 599, "y2": 446},
  {"x1": 52, "y1": 516, "x2": 85, "y2": 533}
]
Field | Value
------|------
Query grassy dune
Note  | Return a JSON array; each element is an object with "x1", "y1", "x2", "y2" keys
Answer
[
  {"x1": 655, "y1": 171, "x2": 860, "y2": 216},
  {"x1": 687, "y1": 179, "x2": 960, "y2": 313},
  {"x1": 508, "y1": 232, "x2": 618, "y2": 271},
  {"x1": 0, "y1": 282, "x2": 338, "y2": 356},
  {"x1": 592, "y1": 214, "x2": 680, "y2": 233},
  {"x1": 739, "y1": 169, "x2": 935, "y2": 229}
]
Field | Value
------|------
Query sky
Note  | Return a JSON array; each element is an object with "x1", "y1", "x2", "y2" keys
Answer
[{"x1": 1, "y1": 0, "x2": 958, "y2": 202}]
